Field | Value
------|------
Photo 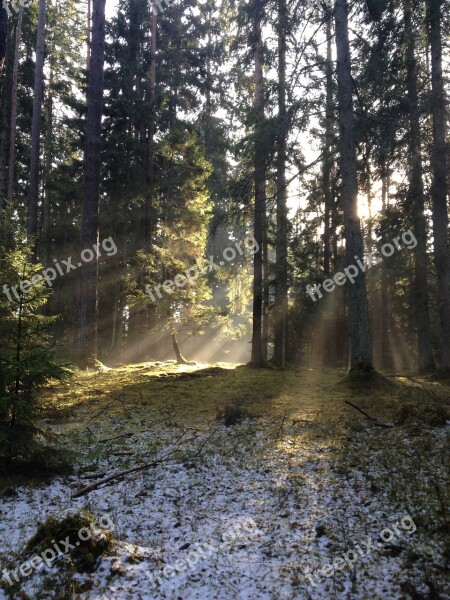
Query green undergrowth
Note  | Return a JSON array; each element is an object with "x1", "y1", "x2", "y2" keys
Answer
[
  {"x1": 41, "y1": 362, "x2": 449, "y2": 427},
  {"x1": 33, "y1": 362, "x2": 449, "y2": 492},
  {"x1": 0, "y1": 362, "x2": 449, "y2": 597},
  {"x1": 0, "y1": 362, "x2": 448, "y2": 489}
]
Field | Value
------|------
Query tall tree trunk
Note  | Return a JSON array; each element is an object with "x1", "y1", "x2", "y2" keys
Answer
[
  {"x1": 273, "y1": 0, "x2": 288, "y2": 368},
  {"x1": 322, "y1": 17, "x2": 336, "y2": 368},
  {"x1": 380, "y1": 157, "x2": 391, "y2": 369},
  {"x1": 323, "y1": 17, "x2": 333, "y2": 278},
  {"x1": 428, "y1": 0, "x2": 450, "y2": 373},
  {"x1": 86, "y1": 0, "x2": 91, "y2": 72},
  {"x1": 145, "y1": 0, "x2": 157, "y2": 251},
  {"x1": 41, "y1": 58, "x2": 53, "y2": 267},
  {"x1": 0, "y1": 27, "x2": 12, "y2": 211},
  {"x1": 334, "y1": 0, "x2": 373, "y2": 372},
  {"x1": 404, "y1": 0, "x2": 435, "y2": 372},
  {"x1": 251, "y1": 5, "x2": 266, "y2": 367},
  {"x1": 27, "y1": 0, "x2": 46, "y2": 256},
  {"x1": 262, "y1": 235, "x2": 269, "y2": 362},
  {"x1": 5, "y1": 5, "x2": 23, "y2": 218},
  {"x1": 76, "y1": 0, "x2": 106, "y2": 361},
  {"x1": 0, "y1": 4, "x2": 7, "y2": 77}
]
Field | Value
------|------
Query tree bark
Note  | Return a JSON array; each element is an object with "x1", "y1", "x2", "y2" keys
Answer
[
  {"x1": 380, "y1": 157, "x2": 391, "y2": 369},
  {"x1": 86, "y1": 0, "x2": 91, "y2": 72},
  {"x1": 334, "y1": 0, "x2": 373, "y2": 371},
  {"x1": 428, "y1": 0, "x2": 450, "y2": 373},
  {"x1": 273, "y1": 0, "x2": 288, "y2": 368},
  {"x1": 323, "y1": 17, "x2": 333, "y2": 278},
  {"x1": 322, "y1": 16, "x2": 336, "y2": 368},
  {"x1": 5, "y1": 5, "x2": 23, "y2": 217},
  {"x1": 262, "y1": 235, "x2": 269, "y2": 362},
  {"x1": 76, "y1": 0, "x2": 106, "y2": 361},
  {"x1": 27, "y1": 0, "x2": 47, "y2": 256},
  {"x1": 251, "y1": 5, "x2": 266, "y2": 367},
  {"x1": 403, "y1": 0, "x2": 435, "y2": 372},
  {"x1": 171, "y1": 331, "x2": 188, "y2": 365},
  {"x1": 145, "y1": 0, "x2": 157, "y2": 251},
  {"x1": 0, "y1": 28, "x2": 11, "y2": 211},
  {"x1": 0, "y1": 4, "x2": 7, "y2": 78},
  {"x1": 41, "y1": 57, "x2": 53, "y2": 268}
]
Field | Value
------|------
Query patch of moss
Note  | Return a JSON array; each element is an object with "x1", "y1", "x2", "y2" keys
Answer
[
  {"x1": 24, "y1": 511, "x2": 113, "y2": 573},
  {"x1": 395, "y1": 402, "x2": 449, "y2": 428},
  {"x1": 216, "y1": 402, "x2": 251, "y2": 426},
  {"x1": 341, "y1": 368, "x2": 397, "y2": 392}
]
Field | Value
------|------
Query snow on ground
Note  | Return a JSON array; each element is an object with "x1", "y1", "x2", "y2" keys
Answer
[{"x1": 0, "y1": 366, "x2": 449, "y2": 599}]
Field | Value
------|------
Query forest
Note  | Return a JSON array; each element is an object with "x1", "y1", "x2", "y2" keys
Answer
[{"x1": 0, "y1": 0, "x2": 449, "y2": 598}]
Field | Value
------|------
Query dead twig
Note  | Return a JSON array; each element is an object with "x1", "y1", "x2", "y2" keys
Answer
[
  {"x1": 80, "y1": 472, "x2": 108, "y2": 480},
  {"x1": 275, "y1": 411, "x2": 288, "y2": 438},
  {"x1": 344, "y1": 401, "x2": 395, "y2": 429},
  {"x1": 71, "y1": 428, "x2": 219, "y2": 498}
]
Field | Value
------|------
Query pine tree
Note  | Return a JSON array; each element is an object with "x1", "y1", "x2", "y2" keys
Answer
[
  {"x1": 427, "y1": 0, "x2": 450, "y2": 373},
  {"x1": 76, "y1": 0, "x2": 106, "y2": 361},
  {"x1": 403, "y1": 0, "x2": 434, "y2": 372},
  {"x1": 0, "y1": 4, "x2": 7, "y2": 76},
  {"x1": 335, "y1": 0, "x2": 373, "y2": 371},
  {"x1": 0, "y1": 242, "x2": 71, "y2": 469},
  {"x1": 27, "y1": 0, "x2": 46, "y2": 255},
  {"x1": 250, "y1": 0, "x2": 266, "y2": 367},
  {"x1": 273, "y1": 0, "x2": 288, "y2": 368}
]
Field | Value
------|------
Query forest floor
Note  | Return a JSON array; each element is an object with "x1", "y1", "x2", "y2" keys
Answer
[{"x1": 0, "y1": 362, "x2": 449, "y2": 600}]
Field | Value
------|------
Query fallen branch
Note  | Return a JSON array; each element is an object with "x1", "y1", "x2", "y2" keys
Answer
[
  {"x1": 275, "y1": 411, "x2": 288, "y2": 438},
  {"x1": 72, "y1": 428, "x2": 218, "y2": 498},
  {"x1": 80, "y1": 472, "x2": 108, "y2": 480},
  {"x1": 344, "y1": 401, "x2": 395, "y2": 429}
]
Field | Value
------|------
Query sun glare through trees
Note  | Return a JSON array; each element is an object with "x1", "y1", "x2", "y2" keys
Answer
[{"x1": 0, "y1": 0, "x2": 449, "y2": 597}]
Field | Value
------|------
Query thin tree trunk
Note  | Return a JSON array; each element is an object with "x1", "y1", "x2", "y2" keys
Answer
[
  {"x1": 403, "y1": 0, "x2": 435, "y2": 372},
  {"x1": 251, "y1": 6, "x2": 266, "y2": 367},
  {"x1": 428, "y1": 0, "x2": 450, "y2": 373},
  {"x1": 262, "y1": 235, "x2": 269, "y2": 362},
  {"x1": 87, "y1": 0, "x2": 91, "y2": 72},
  {"x1": 0, "y1": 37, "x2": 11, "y2": 209},
  {"x1": 27, "y1": 0, "x2": 46, "y2": 255},
  {"x1": 76, "y1": 0, "x2": 106, "y2": 361},
  {"x1": 171, "y1": 331, "x2": 188, "y2": 365},
  {"x1": 334, "y1": 0, "x2": 373, "y2": 372},
  {"x1": 380, "y1": 158, "x2": 391, "y2": 369},
  {"x1": 6, "y1": 5, "x2": 23, "y2": 217},
  {"x1": 273, "y1": 0, "x2": 288, "y2": 368},
  {"x1": 0, "y1": 4, "x2": 7, "y2": 77},
  {"x1": 41, "y1": 58, "x2": 53, "y2": 267},
  {"x1": 145, "y1": 0, "x2": 157, "y2": 251},
  {"x1": 364, "y1": 146, "x2": 373, "y2": 255},
  {"x1": 322, "y1": 17, "x2": 336, "y2": 368},
  {"x1": 323, "y1": 17, "x2": 333, "y2": 278}
]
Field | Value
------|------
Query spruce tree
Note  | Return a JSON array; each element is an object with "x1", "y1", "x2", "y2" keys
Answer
[{"x1": 0, "y1": 242, "x2": 71, "y2": 469}]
